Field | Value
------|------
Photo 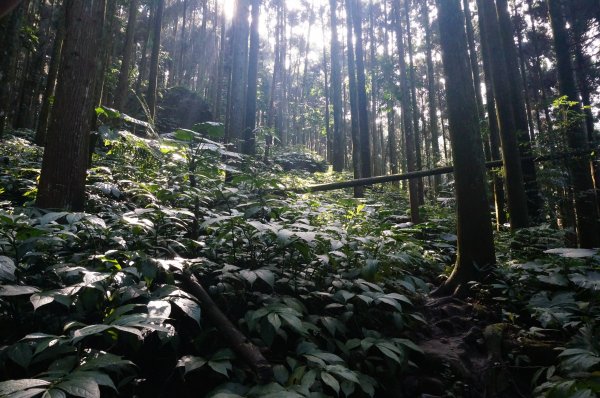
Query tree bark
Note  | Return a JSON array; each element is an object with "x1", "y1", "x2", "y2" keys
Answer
[
  {"x1": 478, "y1": 0, "x2": 529, "y2": 229},
  {"x1": 36, "y1": 3, "x2": 65, "y2": 145},
  {"x1": 350, "y1": 0, "x2": 372, "y2": 180},
  {"x1": 345, "y1": 0, "x2": 364, "y2": 197},
  {"x1": 242, "y1": 0, "x2": 260, "y2": 155},
  {"x1": 422, "y1": 0, "x2": 440, "y2": 193},
  {"x1": 147, "y1": 0, "x2": 164, "y2": 120},
  {"x1": 404, "y1": 0, "x2": 423, "y2": 203},
  {"x1": 114, "y1": 0, "x2": 139, "y2": 112},
  {"x1": 435, "y1": 0, "x2": 495, "y2": 297},
  {"x1": 547, "y1": 0, "x2": 600, "y2": 248},
  {"x1": 496, "y1": 0, "x2": 541, "y2": 219},
  {"x1": 330, "y1": 0, "x2": 345, "y2": 172},
  {"x1": 37, "y1": 0, "x2": 106, "y2": 211},
  {"x1": 394, "y1": 0, "x2": 419, "y2": 223}
]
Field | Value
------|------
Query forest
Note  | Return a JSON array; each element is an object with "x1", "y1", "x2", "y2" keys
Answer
[{"x1": 0, "y1": 0, "x2": 600, "y2": 396}]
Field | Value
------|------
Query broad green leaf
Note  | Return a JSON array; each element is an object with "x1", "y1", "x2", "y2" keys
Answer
[
  {"x1": 377, "y1": 345, "x2": 403, "y2": 364},
  {"x1": 320, "y1": 372, "x2": 340, "y2": 395},
  {"x1": 30, "y1": 293, "x2": 55, "y2": 310},
  {"x1": 78, "y1": 353, "x2": 134, "y2": 371},
  {"x1": 171, "y1": 297, "x2": 201, "y2": 325},
  {"x1": 376, "y1": 297, "x2": 403, "y2": 312},
  {"x1": 8, "y1": 343, "x2": 32, "y2": 368},
  {"x1": 173, "y1": 129, "x2": 196, "y2": 142},
  {"x1": 208, "y1": 360, "x2": 232, "y2": 377},
  {"x1": 177, "y1": 355, "x2": 207, "y2": 375},
  {"x1": 6, "y1": 388, "x2": 47, "y2": 398},
  {"x1": 240, "y1": 270, "x2": 257, "y2": 285},
  {"x1": 71, "y1": 325, "x2": 111, "y2": 343},
  {"x1": 0, "y1": 256, "x2": 16, "y2": 281},
  {"x1": 43, "y1": 389, "x2": 67, "y2": 398},
  {"x1": 0, "y1": 379, "x2": 51, "y2": 395},
  {"x1": 267, "y1": 313, "x2": 282, "y2": 332},
  {"x1": 55, "y1": 377, "x2": 100, "y2": 398},
  {"x1": 570, "y1": 272, "x2": 600, "y2": 291},
  {"x1": 255, "y1": 269, "x2": 275, "y2": 288},
  {"x1": 0, "y1": 285, "x2": 40, "y2": 296},
  {"x1": 325, "y1": 365, "x2": 360, "y2": 383},
  {"x1": 148, "y1": 300, "x2": 171, "y2": 318}
]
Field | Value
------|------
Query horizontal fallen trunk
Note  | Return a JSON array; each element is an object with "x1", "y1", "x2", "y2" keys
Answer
[
  {"x1": 296, "y1": 150, "x2": 596, "y2": 194},
  {"x1": 178, "y1": 270, "x2": 273, "y2": 384}
]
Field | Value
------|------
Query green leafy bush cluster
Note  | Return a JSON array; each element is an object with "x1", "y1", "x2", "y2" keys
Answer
[{"x1": 0, "y1": 129, "x2": 451, "y2": 397}]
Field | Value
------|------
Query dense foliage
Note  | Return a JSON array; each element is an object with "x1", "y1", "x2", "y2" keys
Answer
[{"x1": 0, "y1": 129, "x2": 599, "y2": 398}]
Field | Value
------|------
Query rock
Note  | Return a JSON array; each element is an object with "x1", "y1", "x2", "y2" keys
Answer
[
  {"x1": 156, "y1": 87, "x2": 212, "y2": 134},
  {"x1": 273, "y1": 152, "x2": 328, "y2": 173}
]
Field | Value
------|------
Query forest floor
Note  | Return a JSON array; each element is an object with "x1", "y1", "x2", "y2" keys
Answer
[{"x1": 0, "y1": 129, "x2": 599, "y2": 398}]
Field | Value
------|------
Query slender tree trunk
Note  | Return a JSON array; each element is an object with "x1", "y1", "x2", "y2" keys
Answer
[
  {"x1": 36, "y1": 4, "x2": 65, "y2": 145},
  {"x1": 482, "y1": 49, "x2": 508, "y2": 227},
  {"x1": 385, "y1": 1, "x2": 398, "y2": 179},
  {"x1": 547, "y1": 0, "x2": 600, "y2": 247},
  {"x1": 350, "y1": 0, "x2": 372, "y2": 180},
  {"x1": 435, "y1": 0, "x2": 495, "y2": 297},
  {"x1": 404, "y1": 0, "x2": 423, "y2": 203},
  {"x1": 114, "y1": 0, "x2": 139, "y2": 112},
  {"x1": 496, "y1": 0, "x2": 541, "y2": 219},
  {"x1": 0, "y1": 2, "x2": 25, "y2": 137},
  {"x1": 422, "y1": 0, "x2": 440, "y2": 193},
  {"x1": 369, "y1": 0, "x2": 382, "y2": 176},
  {"x1": 330, "y1": 0, "x2": 345, "y2": 171},
  {"x1": 242, "y1": 0, "x2": 260, "y2": 155},
  {"x1": 394, "y1": 0, "x2": 419, "y2": 223},
  {"x1": 37, "y1": 0, "x2": 106, "y2": 211},
  {"x1": 345, "y1": 0, "x2": 363, "y2": 197},
  {"x1": 147, "y1": 0, "x2": 164, "y2": 120},
  {"x1": 478, "y1": 0, "x2": 529, "y2": 229}
]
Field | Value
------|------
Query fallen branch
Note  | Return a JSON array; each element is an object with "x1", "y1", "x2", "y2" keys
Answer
[
  {"x1": 295, "y1": 149, "x2": 597, "y2": 194},
  {"x1": 178, "y1": 270, "x2": 273, "y2": 384}
]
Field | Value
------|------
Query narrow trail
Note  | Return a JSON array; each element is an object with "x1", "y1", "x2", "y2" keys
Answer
[{"x1": 402, "y1": 296, "x2": 532, "y2": 398}]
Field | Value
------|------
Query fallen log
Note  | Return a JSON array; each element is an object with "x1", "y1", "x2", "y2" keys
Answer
[
  {"x1": 178, "y1": 270, "x2": 273, "y2": 384},
  {"x1": 296, "y1": 150, "x2": 597, "y2": 194}
]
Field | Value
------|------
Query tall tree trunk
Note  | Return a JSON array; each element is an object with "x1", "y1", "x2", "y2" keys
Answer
[
  {"x1": 422, "y1": 0, "x2": 440, "y2": 193},
  {"x1": 345, "y1": 0, "x2": 363, "y2": 197},
  {"x1": 385, "y1": 0, "x2": 398, "y2": 179},
  {"x1": 114, "y1": 0, "x2": 139, "y2": 112},
  {"x1": 496, "y1": 0, "x2": 541, "y2": 219},
  {"x1": 330, "y1": 0, "x2": 345, "y2": 172},
  {"x1": 404, "y1": 0, "x2": 423, "y2": 203},
  {"x1": 0, "y1": 2, "x2": 25, "y2": 137},
  {"x1": 242, "y1": 0, "x2": 260, "y2": 155},
  {"x1": 227, "y1": 0, "x2": 250, "y2": 150},
  {"x1": 547, "y1": 0, "x2": 600, "y2": 248},
  {"x1": 37, "y1": 0, "x2": 106, "y2": 211},
  {"x1": 394, "y1": 0, "x2": 419, "y2": 223},
  {"x1": 368, "y1": 0, "x2": 382, "y2": 176},
  {"x1": 350, "y1": 0, "x2": 372, "y2": 180},
  {"x1": 36, "y1": 4, "x2": 65, "y2": 145},
  {"x1": 147, "y1": 0, "x2": 164, "y2": 120},
  {"x1": 526, "y1": 0, "x2": 554, "y2": 136},
  {"x1": 478, "y1": 0, "x2": 529, "y2": 229},
  {"x1": 482, "y1": 47, "x2": 508, "y2": 227},
  {"x1": 435, "y1": 0, "x2": 495, "y2": 296}
]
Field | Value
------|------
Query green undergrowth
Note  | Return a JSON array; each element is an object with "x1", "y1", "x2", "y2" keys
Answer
[
  {"x1": 0, "y1": 129, "x2": 598, "y2": 398},
  {"x1": 0, "y1": 129, "x2": 451, "y2": 398}
]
